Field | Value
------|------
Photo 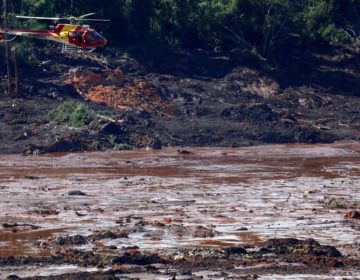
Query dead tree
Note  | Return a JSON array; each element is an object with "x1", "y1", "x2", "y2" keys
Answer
[
  {"x1": 3, "y1": 0, "x2": 12, "y2": 96},
  {"x1": 11, "y1": 46, "x2": 19, "y2": 96}
]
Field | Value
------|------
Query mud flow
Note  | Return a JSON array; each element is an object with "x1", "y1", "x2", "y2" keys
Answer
[{"x1": 0, "y1": 142, "x2": 360, "y2": 279}]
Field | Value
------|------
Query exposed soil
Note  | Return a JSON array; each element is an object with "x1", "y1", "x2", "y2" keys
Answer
[
  {"x1": 1, "y1": 45, "x2": 360, "y2": 278},
  {"x1": 2, "y1": 45, "x2": 360, "y2": 153},
  {"x1": 0, "y1": 142, "x2": 360, "y2": 278}
]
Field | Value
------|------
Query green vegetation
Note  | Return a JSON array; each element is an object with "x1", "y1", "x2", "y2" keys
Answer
[
  {"x1": 114, "y1": 143, "x2": 133, "y2": 151},
  {"x1": 2, "y1": 1, "x2": 360, "y2": 54},
  {"x1": 50, "y1": 101, "x2": 96, "y2": 128}
]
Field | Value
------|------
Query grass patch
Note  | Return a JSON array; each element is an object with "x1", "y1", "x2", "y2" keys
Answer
[{"x1": 51, "y1": 101, "x2": 96, "y2": 128}]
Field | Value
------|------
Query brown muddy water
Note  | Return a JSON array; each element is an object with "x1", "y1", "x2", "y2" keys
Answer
[{"x1": 0, "y1": 142, "x2": 360, "y2": 278}]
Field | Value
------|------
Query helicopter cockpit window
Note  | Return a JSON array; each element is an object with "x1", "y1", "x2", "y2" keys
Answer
[{"x1": 84, "y1": 31, "x2": 104, "y2": 44}]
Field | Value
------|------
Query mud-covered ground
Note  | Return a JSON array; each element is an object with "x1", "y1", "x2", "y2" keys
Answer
[
  {"x1": 2, "y1": 45, "x2": 360, "y2": 153},
  {"x1": 0, "y1": 142, "x2": 360, "y2": 279}
]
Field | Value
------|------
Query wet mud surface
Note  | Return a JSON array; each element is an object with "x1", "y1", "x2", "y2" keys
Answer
[{"x1": 0, "y1": 142, "x2": 360, "y2": 278}]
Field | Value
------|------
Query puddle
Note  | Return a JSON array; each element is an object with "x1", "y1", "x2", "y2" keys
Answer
[{"x1": 0, "y1": 228, "x2": 67, "y2": 257}]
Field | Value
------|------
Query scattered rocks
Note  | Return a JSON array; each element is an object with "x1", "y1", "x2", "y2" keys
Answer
[
  {"x1": 88, "y1": 229, "x2": 129, "y2": 241},
  {"x1": 33, "y1": 208, "x2": 59, "y2": 216},
  {"x1": 56, "y1": 235, "x2": 88, "y2": 246},
  {"x1": 263, "y1": 238, "x2": 342, "y2": 258},
  {"x1": 225, "y1": 246, "x2": 247, "y2": 256}
]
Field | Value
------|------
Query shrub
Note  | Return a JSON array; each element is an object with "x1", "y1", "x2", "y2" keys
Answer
[
  {"x1": 51, "y1": 101, "x2": 96, "y2": 128},
  {"x1": 114, "y1": 143, "x2": 133, "y2": 151}
]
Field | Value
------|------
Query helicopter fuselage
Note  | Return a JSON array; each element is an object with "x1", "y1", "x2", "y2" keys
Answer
[{"x1": 0, "y1": 24, "x2": 107, "y2": 48}]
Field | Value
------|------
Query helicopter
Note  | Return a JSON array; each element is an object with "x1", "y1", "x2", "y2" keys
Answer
[{"x1": 0, "y1": 13, "x2": 109, "y2": 51}]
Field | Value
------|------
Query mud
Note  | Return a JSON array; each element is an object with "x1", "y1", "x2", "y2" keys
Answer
[
  {"x1": 0, "y1": 142, "x2": 360, "y2": 278},
  {"x1": 2, "y1": 47, "x2": 360, "y2": 153}
]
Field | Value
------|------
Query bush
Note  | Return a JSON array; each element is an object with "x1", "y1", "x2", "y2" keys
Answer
[
  {"x1": 51, "y1": 101, "x2": 96, "y2": 128},
  {"x1": 114, "y1": 143, "x2": 133, "y2": 151}
]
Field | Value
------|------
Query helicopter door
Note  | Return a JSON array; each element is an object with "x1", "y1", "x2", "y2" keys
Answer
[
  {"x1": 68, "y1": 31, "x2": 85, "y2": 45},
  {"x1": 68, "y1": 31, "x2": 78, "y2": 44}
]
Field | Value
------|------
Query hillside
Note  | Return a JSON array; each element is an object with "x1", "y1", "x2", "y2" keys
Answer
[{"x1": 1, "y1": 45, "x2": 360, "y2": 154}]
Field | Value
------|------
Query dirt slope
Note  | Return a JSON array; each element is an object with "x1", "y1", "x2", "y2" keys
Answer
[{"x1": 1, "y1": 46, "x2": 360, "y2": 153}]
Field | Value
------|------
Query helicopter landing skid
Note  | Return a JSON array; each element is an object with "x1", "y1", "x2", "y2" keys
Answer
[{"x1": 61, "y1": 44, "x2": 95, "y2": 53}]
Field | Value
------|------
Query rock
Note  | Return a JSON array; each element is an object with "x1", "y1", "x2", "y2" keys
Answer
[
  {"x1": 24, "y1": 176, "x2": 40, "y2": 180},
  {"x1": 112, "y1": 252, "x2": 168, "y2": 265},
  {"x1": 345, "y1": 210, "x2": 360, "y2": 220},
  {"x1": 68, "y1": 190, "x2": 87, "y2": 196},
  {"x1": 177, "y1": 149, "x2": 193, "y2": 155},
  {"x1": 263, "y1": 238, "x2": 342, "y2": 258},
  {"x1": 225, "y1": 246, "x2": 247, "y2": 255}
]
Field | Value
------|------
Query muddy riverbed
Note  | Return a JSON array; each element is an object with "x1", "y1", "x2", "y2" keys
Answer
[{"x1": 0, "y1": 142, "x2": 360, "y2": 279}]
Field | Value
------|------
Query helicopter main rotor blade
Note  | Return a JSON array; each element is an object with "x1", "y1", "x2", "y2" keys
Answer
[
  {"x1": 16, "y1": 14, "x2": 110, "y2": 22},
  {"x1": 76, "y1": 18, "x2": 110, "y2": 22},
  {"x1": 16, "y1": 15, "x2": 66, "y2": 21},
  {"x1": 78, "y1": 13, "x2": 96, "y2": 19}
]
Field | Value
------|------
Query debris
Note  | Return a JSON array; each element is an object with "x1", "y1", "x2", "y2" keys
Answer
[
  {"x1": 68, "y1": 190, "x2": 88, "y2": 196},
  {"x1": 225, "y1": 246, "x2": 247, "y2": 255},
  {"x1": 24, "y1": 176, "x2": 40, "y2": 180},
  {"x1": 192, "y1": 225, "x2": 217, "y2": 238},
  {"x1": 75, "y1": 211, "x2": 87, "y2": 217},
  {"x1": 326, "y1": 197, "x2": 348, "y2": 209},
  {"x1": 263, "y1": 238, "x2": 342, "y2": 258},
  {"x1": 2, "y1": 223, "x2": 40, "y2": 230},
  {"x1": 236, "y1": 227, "x2": 249, "y2": 231},
  {"x1": 68, "y1": 68, "x2": 173, "y2": 116},
  {"x1": 345, "y1": 210, "x2": 360, "y2": 220},
  {"x1": 112, "y1": 252, "x2": 168, "y2": 265},
  {"x1": 177, "y1": 149, "x2": 193, "y2": 155},
  {"x1": 56, "y1": 235, "x2": 88, "y2": 246}
]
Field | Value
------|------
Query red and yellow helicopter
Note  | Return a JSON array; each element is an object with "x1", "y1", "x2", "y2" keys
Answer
[{"x1": 0, "y1": 13, "x2": 108, "y2": 50}]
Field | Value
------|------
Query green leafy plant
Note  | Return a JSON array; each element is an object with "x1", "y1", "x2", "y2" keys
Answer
[{"x1": 50, "y1": 101, "x2": 96, "y2": 128}]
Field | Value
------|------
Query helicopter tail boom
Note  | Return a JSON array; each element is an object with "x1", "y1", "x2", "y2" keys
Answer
[{"x1": 0, "y1": 27, "x2": 51, "y2": 40}]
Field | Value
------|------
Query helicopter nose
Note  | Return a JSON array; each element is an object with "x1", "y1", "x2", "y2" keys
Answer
[{"x1": 102, "y1": 38, "x2": 108, "y2": 46}]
